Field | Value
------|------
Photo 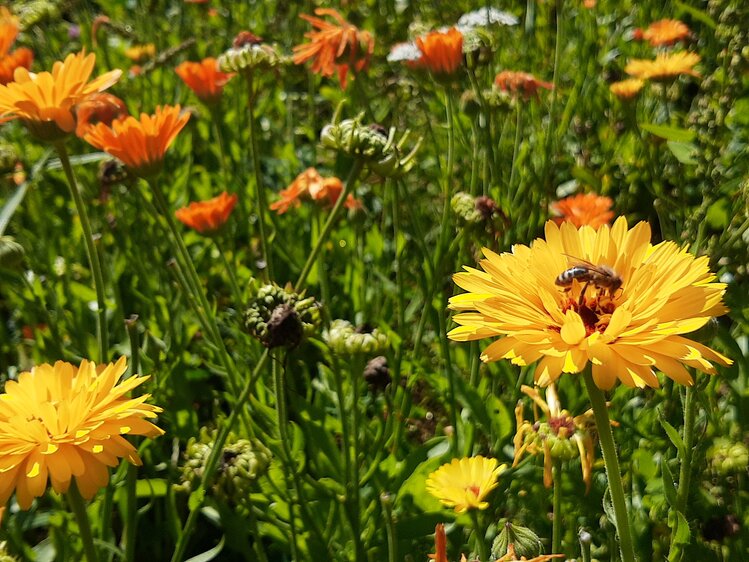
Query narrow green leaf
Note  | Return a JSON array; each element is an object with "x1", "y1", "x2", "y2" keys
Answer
[
  {"x1": 184, "y1": 536, "x2": 225, "y2": 562},
  {"x1": 188, "y1": 487, "x2": 206, "y2": 511},
  {"x1": 674, "y1": 1, "x2": 716, "y2": 29},
  {"x1": 602, "y1": 487, "x2": 618, "y2": 533},
  {"x1": 666, "y1": 141, "x2": 698, "y2": 165},
  {"x1": 658, "y1": 409, "x2": 686, "y2": 458},
  {"x1": 639, "y1": 123, "x2": 696, "y2": 143},
  {"x1": 661, "y1": 458, "x2": 678, "y2": 508}
]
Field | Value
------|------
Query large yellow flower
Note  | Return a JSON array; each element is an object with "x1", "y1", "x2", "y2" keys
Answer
[
  {"x1": 0, "y1": 357, "x2": 164, "y2": 509},
  {"x1": 449, "y1": 218, "x2": 731, "y2": 390},
  {"x1": 426, "y1": 456, "x2": 505, "y2": 513},
  {"x1": 0, "y1": 50, "x2": 121, "y2": 141},
  {"x1": 625, "y1": 51, "x2": 700, "y2": 81}
]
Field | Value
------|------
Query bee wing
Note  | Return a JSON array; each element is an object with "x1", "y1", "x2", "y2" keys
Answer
[{"x1": 561, "y1": 254, "x2": 611, "y2": 275}]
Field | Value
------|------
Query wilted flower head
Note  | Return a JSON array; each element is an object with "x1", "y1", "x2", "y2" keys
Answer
[
  {"x1": 609, "y1": 78, "x2": 645, "y2": 100},
  {"x1": 218, "y1": 33, "x2": 281, "y2": 74},
  {"x1": 426, "y1": 456, "x2": 506, "y2": 513},
  {"x1": 625, "y1": 51, "x2": 701, "y2": 81},
  {"x1": 74, "y1": 92, "x2": 128, "y2": 137},
  {"x1": 550, "y1": 192, "x2": 614, "y2": 229},
  {"x1": 293, "y1": 8, "x2": 374, "y2": 89},
  {"x1": 270, "y1": 167, "x2": 360, "y2": 214},
  {"x1": 412, "y1": 27, "x2": 464, "y2": 76},
  {"x1": 244, "y1": 281, "x2": 320, "y2": 348},
  {"x1": 449, "y1": 217, "x2": 731, "y2": 389},
  {"x1": 635, "y1": 19, "x2": 691, "y2": 47},
  {"x1": 0, "y1": 357, "x2": 163, "y2": 509},
  {"x1": 175, "y1": 57, "x2": 234, "y2": 104},
  {"x1": 0, "y1": 7, "x2": 33, "y2": 86},
  {"x1": 175, "y1": 191, "x2": 238, "y2": 234},
  {"x1": 0, "y1": 50, "x2": 121, "y2": 142},
  {"x1": 83, "y1": 105, "x2": 190, "y2": 178},
  {"x1": 495, "y1": 70, "x2": 553, "y2": 100}
]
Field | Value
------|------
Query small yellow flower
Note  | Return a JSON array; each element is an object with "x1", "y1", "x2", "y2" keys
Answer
[
  {"x1": 609, "y1": 78, "x2": 645, "y2": 100},
  {"x1": 426, "y1": 456, "x2": 506, "y2": 513},
  {"x1": 625, "y1": 51, "x2": 700, "y2": 81},
  {"x1": 125, "y1": 43, "x2": 156, "y2": 63},
  {"x1": 0, "y1": 357, "x2": 164, "y2": 509}
]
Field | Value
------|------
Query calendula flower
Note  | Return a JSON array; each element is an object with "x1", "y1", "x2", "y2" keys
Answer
[
  {"x1": 0, "y1": 8, "x2": 33, "y2": 86},
  {"x1": 625, "y1": 51, "x2": 701, "y2": 81},
  {"x1": 550, "y1": 193, "x2": 614, "y2": 229},
  {"x1": 175, "y1": 57, "x2": 234, "y2": 105},
  {"x1": 175, "y1": 191, "x2": 238, "y2": 234},
  {"x1": 83, "y1": 105, "x2": 190, "y2": 178},
  {"x1": 74, "y1": 92, "x2": 128, "y2": 137},
  {"x1": 635, "y1": 19, "x2": 691, "y2": 47},
  {"x1": 449, "y1": 217, "x2": 731, "y2": 389},
  {"x1": 495, "y1": 71, "x2": 553, "y2": 100},
  {"x1": 0, "y1": 50, "x2": 121, "y2": 142},
  {"x1": 426, "y1": 456, "x2": 506, "y2": 513},
  {"x1": 514, "y1": 384, "x2": 598, "y2": 492},
  {"x1": 413, "y1": 27, "x2": 464, "y2": 75},
  {"x1": 0, "y1": 357, "x2": 164, "y2": 509},
  {"x1": 293, "y1": 8, "x2": 374, "y2": 89},
  {"x1": 609, "y1": 78, "x2": 645, "y2": 100},
  {"x1": 124, "y1": 43, "x2": 156, "y2": 63},
  {"x1": 270, "y1": 167, "x2": 360, "y2": 214}
]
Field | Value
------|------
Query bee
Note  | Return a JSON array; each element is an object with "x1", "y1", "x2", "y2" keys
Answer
[{"x1": 555, "y1": 257, "x2": 622, "y2": 305}]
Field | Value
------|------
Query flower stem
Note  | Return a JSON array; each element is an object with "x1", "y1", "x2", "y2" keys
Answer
[
  {"x1": 583, "y1": 371, "x2": 636, "y2": 562},
  {"x1": 55, "y1": 142, "x2": 108, "y2": 362},
  {"x1": 67, "y1": 480, "x2": 99, "y2": 562},
  {"x1": 295, "y1": 160, "x2": 364, "y2": 290},
  {"x1": 215, "y1": 238, "x2": 243, "y2": 307},
  {"x1": 675, "y1": 386, "x2": 695, "y2": 514},
  {"x1": 552, "y1": 460, "x2": 563, "y2": 554},
  {"x1": 469, "y1": 510, "x2": 489, "y2": 562}
]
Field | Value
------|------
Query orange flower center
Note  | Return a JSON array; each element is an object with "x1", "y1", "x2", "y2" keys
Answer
[
  {"x1": 466, "y1": 484, "x2": 481, "y2": 498},
  {"x1": 560, "y1": 292, "x2": 617, "y2": 336},
  {"x1": 549, "y1": 415, "x2": 575, "y2": 437}
]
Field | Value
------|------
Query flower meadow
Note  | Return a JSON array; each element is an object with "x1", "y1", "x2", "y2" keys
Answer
[{"x1": 1, "y1": 0, "x2": 748, "y2": 560}]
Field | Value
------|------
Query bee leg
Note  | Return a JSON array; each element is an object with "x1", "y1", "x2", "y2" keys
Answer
[{"x1": 578, "y1": 281, "x2": 590, "y2": 308}]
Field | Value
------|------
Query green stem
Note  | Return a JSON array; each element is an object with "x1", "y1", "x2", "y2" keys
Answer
[
  {"x1": 55, "y1": 143, "x2": 108, "y2": 362},
  {"x1": 552, "y1": 460, "x2": 563, "y2": 554},
  {"x1": 381, "y1": 494, "x2": 397, "y2": 562},
  {"x1": 122, "y1": 318, "x2": 140, "y2": 562},
  {"x1": 675, "y1": 386, "x2": 695, "y2": 514},
  {"x1": 509, "y1": 102, "x2": 523, "y2": 201},
  {"x1": 583, "y1": 371, "x2": 636, "y2": 562},
  {"x1": 215, "y1": 239, "x2": 243, "y2": 307},
  {"x1": 349, "y1": 356, "x2": 365, "y2": 561},
  {"x1": 246, "y1": 73, "x2": 273, "y2": 280},
  {"x1": 67, "y1": 480, "x2": 99, "y2": 562},
  {"x1": 209, "y1": 104, "x2": 231, "y2": 192},
  {"x1": 295, "y1": 160, "x2": 364, "y2": 290},
  {"x1": 469, "y1": 510, "x2": 489, "y2": 562}
]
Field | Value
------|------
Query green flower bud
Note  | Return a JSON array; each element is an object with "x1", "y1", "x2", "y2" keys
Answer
[
  {"x1": 218, "y1": 43, "x2": 283, "y2": 74},
  {"x1": 492, "y1": 521, "x2": 543, "y2": 558},
  {"x1": 708, "y1": 438, "x2": 749, "y2": 475},
  {"x1": 324, "y1": 319, "x2": 389, "y2": 355},
  {"x1": 243, "y1": 281, "x2": 320, "y2": 348},
  {"x1": 451, "y1": 191, "x2": 483, "y2": 224}
]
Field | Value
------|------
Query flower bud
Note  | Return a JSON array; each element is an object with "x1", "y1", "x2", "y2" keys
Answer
[
  {"x1": 218, "y1": 41, "x2": 282, "y2": 73},
  {"x1": 244, "y1": 281, "x2": 320, "y2": 348},
  {"x1": 708, "y1": 438, "x2": 749, "y2": 475},
  {"x1": 492, "y1": 521, "x2": 543, "y2": 559},
  {"x1": 324, "y1": 319, "x2": 389, "y2": 355}
]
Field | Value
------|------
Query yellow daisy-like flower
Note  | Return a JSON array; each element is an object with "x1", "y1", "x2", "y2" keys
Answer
[
  {"x1": 638, "y1": 19, "x2": 691, "y2": 47},
  {"x1": 609, "y1": 78, "x2": 645, "y2": 100},
  {"x1": 449, "y1": 217, "x2": 731, "y2": 390},
  {"x1": 426, "y1": 456, "x2": 506, "y2": 513},
  {"x1": 0, "y1": 50, "x2": 121, "y2": 141},
  {"x1": 625, "y1": 51, "x2": 700, "y2": 81},
  {"x1": 0, "y1": 357, "x2": 164, "y2": 509}
]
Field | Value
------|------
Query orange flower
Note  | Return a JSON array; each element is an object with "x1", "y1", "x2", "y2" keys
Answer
[
  {"x1": 175, "y1": 191, "x2": 238, "y2": 234},
  {"x1": 636, "y1": 19, "x2": 691, "y2": 47},
  {"x1": 428, "y1": 523, "x2": 448, "y2": 562},
  {"x1": 551, "y1": 193, "x2": 614, "y2": 229},
  {"x1": 625, "y1": 51, "x2": 700, "y2": 81},
  {"x1": 293, "y1": 8, "x2": 374, "y2": 89},
  {"x1": 0, "y1": 51, "x2": 121, "y2": 142},
  {"x1": 270, "y1": 167, "x2": 360, "y2": 214},
  {"x1": 413, "y1": 27, "x2": 463, "y2": 75},
  {"x1": 83, "y1": 105, "x2": 190, "y2": 178},
  {"x1": 609, "y1": 78, "x2": 645, "y2": 100},
  {"x1": 495, "y1": 71, "x2": 553, "y2": 100},
  {"x1": 175, "y1": 57, "x2": 234, "y2": 104},
  {"x1": 74, "y1": 92, "x2": 128, "y2": 137},
  {"x1": 0, "y1": 7, "x2": 33, "y2": 86}
]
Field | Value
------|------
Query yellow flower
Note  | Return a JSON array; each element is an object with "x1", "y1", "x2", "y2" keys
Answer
[
  {"x1": 609, "y1": 78, "x2": 645, "y2": 100},
  {"x1": 637, "y1": 19, "x2": 691, "y2": 47},
  {"x1": 426, "y1": 456, "x2": 505, "y2": 513},
  {"x1": 449, "y1": 217, "x2": 731, "y2": 390},
  {"x1": 124, "y1": 43, "x2": 156, "y2": 63},
  {"x1": 0, "y1": 51, "x2": 121, "y2": 141},
  {"x1": 0, "y1": 357, "x2": 164, "y2": 509},
  {"x1": 625, "y1": 51, "x2": 700, "y2": 81}
]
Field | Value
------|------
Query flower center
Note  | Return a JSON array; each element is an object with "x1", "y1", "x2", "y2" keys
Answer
[
  {"x1": 466, "y1": 484, "x2": 481, "y2": 498},
  {"x1": 560, "y1": 289, "x2": 617, "y2": 336},
  {"x1": 549, "y1": 414, "x2": 576, "y2": 437}
]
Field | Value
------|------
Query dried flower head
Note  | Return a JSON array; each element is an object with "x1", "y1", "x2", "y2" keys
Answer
[
  {"x1": 449, "y1": 217, "x2": 731, "y2": 389},
  {"x1": 0, "y1": 357, "x2": 163, "y2": 509},
  {"x1": 293, "y1": 9, "x2": 374, "y2": 89}
]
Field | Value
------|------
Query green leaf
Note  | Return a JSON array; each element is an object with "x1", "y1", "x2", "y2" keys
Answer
[
  {"x1": 674, "y1": 1, "x2": 716, "y2": 29},
  {"x1": 673, "y1": 511, "x2": 691, "y2": 545},
  {"x1": 658, "y1": 409, "x2": 686, "y2": 458},
  {"x1": 184, "y1": 536, "x2": 225, "y2": 562},
  {"x1": 135, "y1": 478, "x2": 168, "y2": 498},
  {"x1": 639, "y1": 123, "x2": 696, "y2": 143},
  {"x1": 394, "y1": 453, "x2": 446, "y2": 513},
  {"x1": 666, "y1": 141, "x2": 698, "y2": 165},
  {"x1": 602, "y1": 487, "x2": 617, "y2": 533},
  {"x1": 661, "y1": 458, "x2": 678, "y2": 508},
  {"x1": 188, "y1": 487, "x2": 206, "y2": 511},
  {"x1": 705, "y1": 198, "x2": 731, "y2": 230}
]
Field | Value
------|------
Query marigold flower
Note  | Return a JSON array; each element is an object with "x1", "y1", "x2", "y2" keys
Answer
[
  {"x1": 495, "y1": 71, "x2": 553, "y2": 100},
  {"x1": 293, "y1": 8, "x2": 374, "y2": 89},
  {"x1": 83, "y1": 105, "x2": 190, "y2": 178},
  {"x1": 413, "y1": 27, "x2": 464, "y2": 75},
  {"x1": 74, "y1": 92, "x2": 128, "y2": 137},
  {"x1": 0, "y1": 357, "x2": 164, "y2": 509},
  {"x1": 270, "y1": 167, "x2": 360, "y2": 214},
  {"x1": 636, "y1": 19, "x2": 691, "y2": 47},
  {"x1": 0, "y1": 51, "x2": 121, "y2": 142},
  {"x1": 550, "y1": 193, "x2": 614, "y2": 229},
  {"x1": 625, "y1": 51, "x2": 700, "y2": 81},
  {"x1": 426, "y1": 456, "x2": 506, "y2": 513},
  {"x1": 175, "y1": 191, "x2": 238, "y2": 234},
  {"x1": 124, "y1": 43, "x2": 156, "y2": 63},
  {"x1": 609, "y1": 78, "x2": 645, "y2": 100},
  {"x1": 175, "y1": 57, "x2": 234, "y2": 104},
  {"x1": 0, "y1": 8, "x2": 33, "y2": 86},
  {"x1": 449, "y1": 217, "x2": 731, "y2": 390}
]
